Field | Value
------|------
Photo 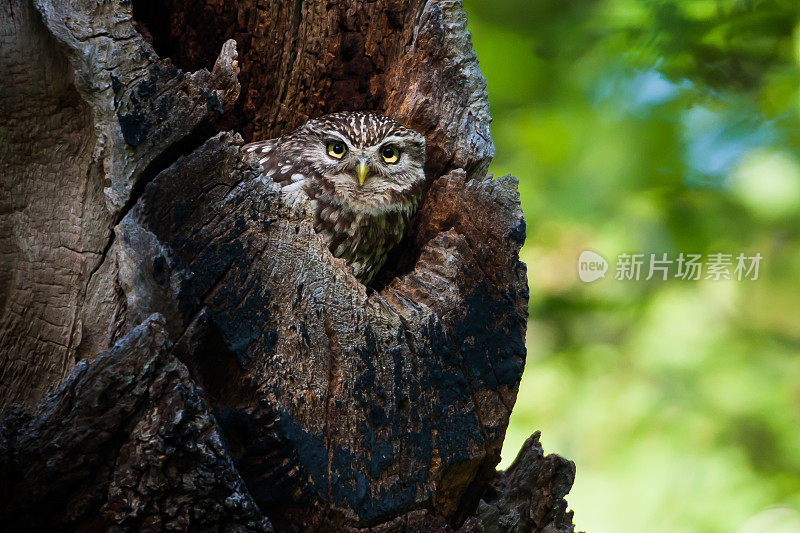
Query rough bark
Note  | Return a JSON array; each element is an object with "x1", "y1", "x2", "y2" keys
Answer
[
  {"x1": 0, "y1": 315, "x2": 272, "y2": 532},
  {"x1": 107, "y1": 132, "x2": 527, "y2": 530},
  {"x1": 0, "y1": 0, "x2": 240, "y2": 408},
  {"x1": 0, "y1": 0, "x2": 576, "y2": 530},
  {"x1": 476, "y1": 432, "x2": 577, "y2": 533}
]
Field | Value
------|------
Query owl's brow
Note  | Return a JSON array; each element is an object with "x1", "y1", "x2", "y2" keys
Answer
[
  {"x1": 317, "y1": 129, "x2": 350, "y2": 143},
  {"x1": 375, "y1": 135, "x2": 417, "y2": 147}
]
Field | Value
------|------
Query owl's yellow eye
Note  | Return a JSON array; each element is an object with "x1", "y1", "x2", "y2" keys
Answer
[
  {"x1": 380, "y1": 145, "x2": 400, "y2": 164},
  {"x1": 327, "y1": 141, "x2": 347, "y2": 159}
]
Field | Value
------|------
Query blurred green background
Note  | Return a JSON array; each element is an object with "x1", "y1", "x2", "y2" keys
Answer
[{"x1": 461, "y1": 1, "x2": 800, "y2": 531}]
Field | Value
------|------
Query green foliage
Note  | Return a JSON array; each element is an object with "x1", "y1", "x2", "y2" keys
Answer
[{"x1": 462, "y1": 1, "x2": 800, "y2": 531}]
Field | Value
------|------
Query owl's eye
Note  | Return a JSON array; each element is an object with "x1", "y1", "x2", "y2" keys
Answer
[
  {"x1": 327, "y1": 141, "x2": 347, "y2": 159},
  {"x1": 380, "y1": 145, "x2": 400, "y2": 164}
]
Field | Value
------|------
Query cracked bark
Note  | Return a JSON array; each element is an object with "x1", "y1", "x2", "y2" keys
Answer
[{"x1": 0, "y1": 0, "x2": 576, "y2": 531}]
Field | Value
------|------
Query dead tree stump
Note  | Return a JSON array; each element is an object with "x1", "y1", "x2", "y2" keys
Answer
[{"x1": 0, "y1": 0, "x2": 576, "y2": 530}]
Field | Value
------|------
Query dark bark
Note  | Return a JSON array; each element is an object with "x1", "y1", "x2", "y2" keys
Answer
[
  {"x1": 0, "y1": 315, "x2": 272, "y2": 532},
  {"x1": 476, "y1": 432, "x2": 577, "y2": 533},
  {"x1": 0, "y1": 0, "x2": 576, "y2": 530}
]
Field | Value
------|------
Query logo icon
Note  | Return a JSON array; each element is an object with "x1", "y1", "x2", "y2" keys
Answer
[{"x1": 578, "y1": 250, "x2": 608, "y2": 283}]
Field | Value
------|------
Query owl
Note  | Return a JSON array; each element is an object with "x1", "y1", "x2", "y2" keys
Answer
[{"x1": 243, "y1": 112, "x2": 426, "y2": 284}]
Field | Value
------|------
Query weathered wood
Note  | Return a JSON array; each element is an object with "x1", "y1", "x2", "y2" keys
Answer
[
  {"x1": 0, "y1": 0, "x2": 577, "y2": 530},
  {"x1": 0, "y1": 315, "x2": 571, "y2": 532},
  {"x1": 0, "y1": 0, "x2": 240, "y2": 408},
  {"x1": 0, "y1": 315, "x2": 272, "y2": 532},
  {"x1": 105, "y1": 131, "x2": 527, "y2": 529},
  {"x1": 476, "y1": 432, "x2": 577, "y2": 533}
]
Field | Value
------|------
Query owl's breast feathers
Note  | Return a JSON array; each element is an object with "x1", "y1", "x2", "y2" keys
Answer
[{"x1": 306, "y1": 175, "x2": 421, "y2": 282}]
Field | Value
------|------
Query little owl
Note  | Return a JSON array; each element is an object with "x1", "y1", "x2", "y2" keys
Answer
[{"x1": 244, "y1": 112, "x2": 426, "y2": 284}]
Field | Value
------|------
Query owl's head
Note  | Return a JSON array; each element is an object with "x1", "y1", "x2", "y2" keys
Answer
[{"x1": 297, "y1": 112, "x2": 426, "y2": 210}]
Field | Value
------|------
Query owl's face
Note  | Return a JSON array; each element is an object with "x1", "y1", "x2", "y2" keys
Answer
[
  {"x1": 244, "y1": 112, "x2": 427, "y2": 283},
  {"x1": 295, "y1": 112, "x2": 426, "y2": 212}
]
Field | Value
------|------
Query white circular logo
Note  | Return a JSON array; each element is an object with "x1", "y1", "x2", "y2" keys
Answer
[{"x1": 578, "y1": 250, "x2": 608, "y2": 283}]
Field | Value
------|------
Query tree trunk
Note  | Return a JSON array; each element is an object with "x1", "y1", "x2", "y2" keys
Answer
[{"x1": 0, "y1": 0, "x2": 577, "y2": 531}]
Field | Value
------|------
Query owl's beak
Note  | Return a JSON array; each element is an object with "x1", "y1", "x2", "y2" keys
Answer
[{"x1": 356, "y1": 159, "x2": 369, "y2": 186}]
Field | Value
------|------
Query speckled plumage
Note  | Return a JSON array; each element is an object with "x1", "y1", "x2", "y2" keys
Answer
[{"x1": 244, "y1": 111, "x2": 426, "y2": 283}]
